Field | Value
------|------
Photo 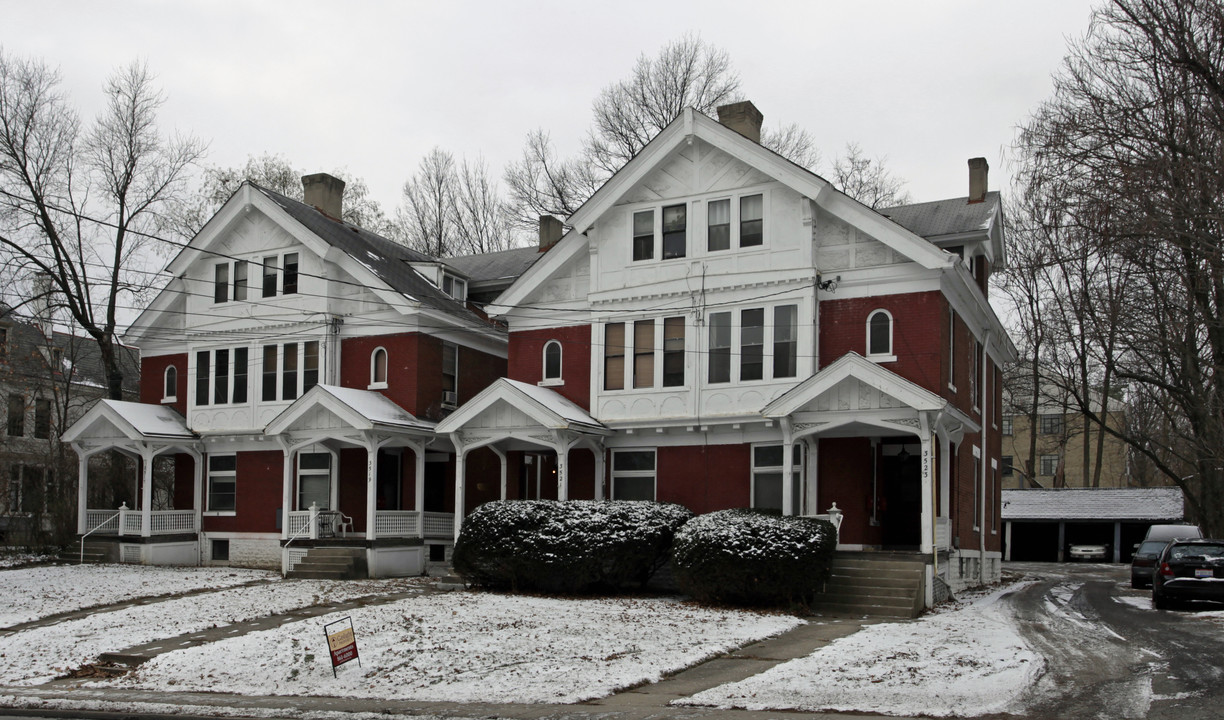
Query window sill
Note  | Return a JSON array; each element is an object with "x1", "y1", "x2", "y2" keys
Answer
[
  {"x1": 368, "y1": 382, "x2": 388, "y2": 390},
  {"x1": 867, "y1": 354, "x2": 897, "y2": 364},
  {"x1": 538, "y1": 378, "x2": 564, "y2": 388},
  {"x1": 203, "y1": 511, "x2": 236, "y2": 517},
  {"x1": 161, "y1": 397, "x2": 177, "y2": 404}
]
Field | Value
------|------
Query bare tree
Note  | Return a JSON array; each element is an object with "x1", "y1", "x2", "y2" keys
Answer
[
  {"x1": 398, "y1": 148, "x2": 519, "y2": 257},
  {"x1": 170, "y1": 153, "x2": 393, "y2": 238},
  {"x1": 1015, "y1": 0, "x2": 1224, "y2": 534},
  {"x1": 504, "y1": 130, "x2": 603, "y2": 230},
  {"x1": 452, "y1": 156, "x2": 515, "y2": 255},
  {"x1": 0, "y1": 54, "x2": 204, "y2": 400},
  {"x1": 832, "y1": 143, "x2": 912, "y2": 209}
]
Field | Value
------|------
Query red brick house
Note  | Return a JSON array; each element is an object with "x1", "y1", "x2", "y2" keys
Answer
[
  {"x1": 63, "y1": 175, "x2": 517, "y2": 575},
  {"x1": 438, "y1": 102, "x2": 1015, "y2": 603}
]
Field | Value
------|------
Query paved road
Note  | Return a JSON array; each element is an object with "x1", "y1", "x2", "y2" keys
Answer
[{"x1": 996, "y1": 562, "x2": 1224, "y2": 719}]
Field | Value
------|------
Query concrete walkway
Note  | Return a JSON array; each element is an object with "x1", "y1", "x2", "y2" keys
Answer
[{"x1": 1, "y1": 578, "x2": 906, "y2": 720}]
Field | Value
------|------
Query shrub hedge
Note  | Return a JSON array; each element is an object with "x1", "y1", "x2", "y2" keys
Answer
[
  {"x1": 451, "y1": 499, "x2": 693, "y2": 593},
  {"x1": 671, "y1": 509, "x2": 837, "y2": 606}
]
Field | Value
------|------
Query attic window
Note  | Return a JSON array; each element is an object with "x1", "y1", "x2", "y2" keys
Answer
[{"x1": 442, "y1": 274, "x2": 467, "y2": 302}]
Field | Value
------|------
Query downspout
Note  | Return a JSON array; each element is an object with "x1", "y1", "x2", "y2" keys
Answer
[{"x1": 980, "y1": 329, "x2": 992, "y2": 584}]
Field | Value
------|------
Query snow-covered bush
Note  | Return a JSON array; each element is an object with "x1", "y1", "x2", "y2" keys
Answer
[
  {"x1": 452, "y1": 499, "x2": 693, "y2": 593},
  {"x1": 672, "y1": 509, "x2": 836, "y2": 606}
]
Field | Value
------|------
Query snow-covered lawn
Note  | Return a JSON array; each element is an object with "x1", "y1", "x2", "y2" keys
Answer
[
  {"x1": 0, "y1": 564, "x2": 279, "y2": 627},
  {"x1": 0, "y1": 577, "x2": 422, "y2": 685},
  {"x1": 0, "y1": 553, "x2": 55, "y2": 570},
  {"x1": 680, "y1": 583, "x2": 1043, "y2": 718},
  {"x1": 105, "y1": 592, "x2": 803, "y2": 704}
]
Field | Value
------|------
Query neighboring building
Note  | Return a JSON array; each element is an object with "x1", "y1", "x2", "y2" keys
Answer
[
  {"x1": 64, "y1": 175, "x2": 511, "y2": 575},
  {"x1": 1001, "y1": 379, "x2": 1129, "y2": 489},
  {"x1": 438, "y1": 101, "x2": 1017, "y2": 604},
  {"x1": 0, "y1": 306, "x2": 139, "y2": 545},
  {"x1": 1001, "y1": 486, "x2": 1185, "y2": 563}
]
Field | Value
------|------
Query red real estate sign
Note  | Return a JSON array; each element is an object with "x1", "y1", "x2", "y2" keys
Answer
[{"x1": 324, "y1": 617, "x2": 359, "y2": 676}]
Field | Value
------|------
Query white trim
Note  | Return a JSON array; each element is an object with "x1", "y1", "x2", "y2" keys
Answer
[
  {"x1": 542, "y1": 340, "x2": 563, "y2": 382},
  {"x1": 610, "y1": 448, "x2": 657, "y2": 501},
  {"x1": 162, "y1": 365, "x2": 178, "y2": 404},
  {"x1": 865, "y1": 308, "x2": 894, "y2": 359},
  {"x1": 369, "y1": 347, "x2": 388, "y2": 389},
  {"x1": 206, "y1": 453, "x2": 237, "y2": 513}
]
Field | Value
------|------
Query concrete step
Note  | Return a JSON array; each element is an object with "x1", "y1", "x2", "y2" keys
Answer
[
  {"x1": 307, "y1": 548, "x2": 365, "y2": 558},
  {"x1": 808, "y1": 599, "x2": 920, "y2": 618},
  {"x1": 822, "y1": 583, "x2": 918, "y2": 600},
  {"x1": 827, "y1": 570, "x2": 923, "y2": 587},
  {"x1": 831, "y1": 559, "x2": 926, "y2": 574},
  {"x1": 287, "y1": 568, "x2": 352, "y2": 580}
]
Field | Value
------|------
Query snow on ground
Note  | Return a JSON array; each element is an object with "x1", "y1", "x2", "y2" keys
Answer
[
  {"x1": 0, "y1": 554, "x2": 55, "y2": 570},
  {"x1": 0, "y1": 564, "x2": 279, "y2": 627},
  {"x1": 679, "y1": 583, "x2": 1043, "y2": 718},
  {"x1": 105, "y1": 592, "x2": 802, "y2": 704},
  {"x1": 0, "y1": 577, "x2": 421, "y2": 685}
]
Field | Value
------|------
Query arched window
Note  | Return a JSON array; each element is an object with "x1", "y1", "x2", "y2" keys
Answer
[
  {"x1": 163, "y1": 365, "x2": 178, "y2": 402},
  {"x1": 542, "y1": 340, "x2": 562, "y2": 383},
  {"x1": 370, "y1": 347, "x2": 388, "y2": 388},
  {"x1": 867, "y1": 310, "x2": 893, "y2": 359}
]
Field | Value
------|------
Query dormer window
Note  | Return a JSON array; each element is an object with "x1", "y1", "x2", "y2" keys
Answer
[
  {"x1": 633, "y1": 210, "x2": 654, "y2": 261},
  {"x1": 213, "y1": 261, "x2": 248, "y2": 304},
  {"x1": 370, "y1": 347, "x2": 388, "y2": 389},
  {"x1": 867, "y1": 309, "x2": 895, "y2": 361},
  {"x1": 442, "y1": 274, "x2": 467, "y2": 302},
  {"x1": 662, "y1": 204, "x2": 686, "y2": 259},
  {"x1": 707, "y1": 193, "x2": 764, "y2": 252},
  {"x1": 542, "y1": 340, "x2": 562, "y2": 384}
]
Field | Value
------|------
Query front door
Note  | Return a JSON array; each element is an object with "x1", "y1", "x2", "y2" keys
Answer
[
  {"x1": 376, "y1": 449, "x2": 401, "y2": 511},
  {"x1": 881, "y1": 446, "x2": 921, "y2": 549}
]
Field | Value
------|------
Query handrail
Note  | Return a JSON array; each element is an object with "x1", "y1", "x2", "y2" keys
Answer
[
  {"x1": 79, "y1": 510, "x2": 121, "y2": 564},
  {"x1": 281, "y1": 520, "x2": 315, "y2": 578}
]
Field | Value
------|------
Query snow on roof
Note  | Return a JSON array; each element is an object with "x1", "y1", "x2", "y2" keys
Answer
[
  {"x1": 503, "y1": 379, "x2": 603, "y2": 430},
  {"x1": 317, "y1": 385, "x2": 434, "y2": 429},
  {"x1": 102, "y1": 400, "x2": 194, "y2": 438},
  {"x1": 1001, "y1": 487, "x2": 1185, "y2": 522}
]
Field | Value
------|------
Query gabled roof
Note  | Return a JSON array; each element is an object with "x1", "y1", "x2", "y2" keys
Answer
[
  {"x1": 435, "y1": 378, "x2": 609, "y2": 436},
  {"x1": 763, "y1": 352, "x2": 949, "y2": 418},
  {"x1": 1001, "y1": 487, "x2": 1185, "y2": 522},
  {"x1": 881, "y1": 192, "x2": 1001, "y2": 239},
  {"x1": 252, "y1": 185, "x2": 481, "y2": 323},
  {"x1": 0, "y1": 307, "x2": 139, "y2": 396},
  {"x1": 265, "y1": 384, "x2": 435, "y2": 437},
  {"x1": 444, "y1": 246, "x2": 541, "y2": 287},
  {"x1": 62, "y1": 399, "x2": 195, "y2": 444}
]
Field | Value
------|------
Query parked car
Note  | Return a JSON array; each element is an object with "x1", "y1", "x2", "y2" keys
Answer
[
  {"x1": 1144, "y1": 524, "x2": 1203, "y2": 543},
  {"x1": 1130, "y1": 540, "x2": 1168, "y2": 588},
  {"x1": 1152, "y1": 539, "x2": 1224, "y2": 609},
  {"x1": 1069, "y1": 543, "x2": 1109, "y2": 562}
]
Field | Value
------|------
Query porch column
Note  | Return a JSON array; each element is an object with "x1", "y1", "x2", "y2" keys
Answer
[
  {"x1": 76, "y1": 450, "x2": 89, "y2": 535},
  {"x1": 450, "y1": 433, "x2": 467, "y2": 541},
  {"x1": 279, "y1": 443, "x2": 294, "y2": 541},
  {"x1": 1113, "y1": 522, "x2": 1122, "y2": 564},
  {"x1": 1005, "y1": 521, "x2": 1013, "y2": 561},
  {"x1": 555, "y1": 444, "x2": 569, "y2": 501},
  {"x1": 365, "y1": 438, "x2": 378, "y2": 542},
  {"x1": 593, "y1": 445, "x2": 606, "y2": 501},
  {"x1": 140, "y1": 446, "x2": 155, "y2": 538},
  {"x1": 939, "y1": 432, "x2": 951, "y2": 520},
  {"x1": 191, "y1": 450, "x2": 203, "y2": 536},
  {"x1": 803, "y1": 437, "x2": 819, "y2": 515},
  {"x1": 407, "y1": 439, "x2": 427, "y2": 540},
  {"x1": 490, "y1": 446, "x2": 508, "y2": 500},
  {"x1": 919, "y1": 431, "x2": 934, "y2": 554},
  {"x1": 781, "y1": 418, "x2": 795, "y2": 516}
]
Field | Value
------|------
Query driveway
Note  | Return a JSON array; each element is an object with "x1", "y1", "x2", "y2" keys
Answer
[{"x1": 997, "y1": 562, "x2": 1224, "y2": 719}]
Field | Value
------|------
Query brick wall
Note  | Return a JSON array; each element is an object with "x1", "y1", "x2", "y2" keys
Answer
[
  {"x1": 508, "y1": 325, "x2": 592, "y2": 410},
  {"x1": 201, "y1": 450, "x2": 283, "y2": 534},
  {"x1": 819, "y1": 291, "x2": 943, "y2": 393},
  {"x1": 140, "y1": 353, "x2": 187, "y2": 415}
]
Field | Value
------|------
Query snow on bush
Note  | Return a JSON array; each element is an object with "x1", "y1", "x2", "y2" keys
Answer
[
  {"x1": 452, "y1": 499, "x2": 693, "y2": 593},
  {"x1": 672, "y1": 509, "x2": 836, "y2": 606}
]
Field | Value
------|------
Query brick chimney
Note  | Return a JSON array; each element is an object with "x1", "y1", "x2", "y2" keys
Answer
[
  {"x1": 302, "y1": 173, "x2": 346, "y2": 219},
  {"x1": 968, "y1": 158, "x2": 988, "y2": 204},
  {"x1": 539, "y1": 215, "x2": 563, "y2": 252},
  {"x1": 717, "y1": 101, "x2": 763, "y2": 144}
]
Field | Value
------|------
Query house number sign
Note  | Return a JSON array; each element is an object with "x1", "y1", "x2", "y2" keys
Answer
[{"x1": 324, "y1": 616, "x2": 360, "y2": 677}]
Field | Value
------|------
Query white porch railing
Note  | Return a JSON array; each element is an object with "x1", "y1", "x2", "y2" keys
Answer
[
  {"x1": 936, "y1": 517, "x2": 952, "y2": 550},
  {"x1": 287, "y1": 510, "x2": 311, "y2": 537},
  {"x1": 84, "y1": 508, "x2": 198, "y2": 536},
  {"x1": 422, "y1": 512, "x2": 454, "y2": 539},
  {"x1": 374, "y1": 511, "x2": 420, "y2": 537},
  {"x1": 286, "y1": 509, "x2": 453, "y2": 539}
]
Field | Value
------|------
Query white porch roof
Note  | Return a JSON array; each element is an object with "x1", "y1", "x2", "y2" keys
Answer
[
  {"x1": 264, "y1": 384, "x2": 436, "y2": 446},
  {"x1": 762, "y1": 353, "x2": 978, "y2": 439},
  {"x1": 435, "y1": 378, "x2": 610, "y2": 452},
  {"x1": 62, "y1": 399, "x2": 199, "y2": 455}
]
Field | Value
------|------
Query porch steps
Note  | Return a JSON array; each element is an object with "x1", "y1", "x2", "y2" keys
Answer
[
  {"x1": 810, "y1": 553, "x2": 925, "y2": 619},
  {"x1": 57, "y1": 540, "x2": 109, "y2": 564},
  {"x1": 286, "y1": 547, "x2": 367, "y2": 580}
]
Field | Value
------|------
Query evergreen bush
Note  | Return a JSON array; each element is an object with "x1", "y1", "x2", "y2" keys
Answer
[
  {"x1": 452, "y1": 499, "x2": 693, "y2": 593},
  {"x1": 672, "y1": 509, "x2": 836, "y2": 606}
]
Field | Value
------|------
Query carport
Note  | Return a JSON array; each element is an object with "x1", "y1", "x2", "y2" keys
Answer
[{"x1": 1001, "y1": 487, "x2": 1186, "y2": 563}]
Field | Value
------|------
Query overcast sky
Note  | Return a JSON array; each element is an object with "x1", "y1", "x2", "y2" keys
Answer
[{"x1": 6, "y1": 0, "x2": 1099, "y2": 220}]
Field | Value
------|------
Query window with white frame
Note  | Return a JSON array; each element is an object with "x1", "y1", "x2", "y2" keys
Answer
[
  {"x1": 611, "y1": 449, "x2": 655, "y2": 501},
  {"x1": 1040, "y1": 454, "x2": 1059, "y2": 477},
  {"x1": 707, "y1": 304, "x2": 799, "y2": 384},
  {"x1": 632, "y1": 210, "x2": 654, "y2": 261},
  {"x1": 1001, "y1": 415, "x2": 1013, "y2": 436},
  {"x1": 707, "y1": 193, "x2": 764, "y2": 252},
  {"x1": 214, "y1": 263, "x2": 229, "y2": 304},
  {"x1": 604, "y1": 317, "x2": 687, "y2": 391},
  {"x1": 194, "y1": 347, "x2": 250, "y2": 407},
  {"x1": 207, "y1": 455, "x2": 236, "y2": 512},
  {"x1": 213, "y1": 261, "x2": 248, "y2": 304},
  {"x1": 867, "y1": 309, "x2": 894, "y2": 359},
  {"x1": 442, "y1": 342, "x2": 458, "y2": 406},
  {"x1": 632, "y1": 204, "x2": 687, "y2": 261},
  {"x1": 370, "y1": 347, "x2": 388, "y2": 388},
  {"x1": 661, "y1": 204, "x2": 686, "y2": 259},
  {"x1": 253, "y1": 341, "x2": 319, "y2": 403},
  {"x1": 752, "y1": 444, "x2": 802, "y2": 513},
  {"x1": 163, "y1": 365, "x2": 177, "y2": 402},
  {"x1": 442, "y1": 274, "x2": 467, "y2": 301},
  {"x1": 542, "y1": 340, "x2": 562, "y2": 383},
  {"x1": 973, "y1": 341, "x2": 984, "y2": 409},
  {"x1": 297, "y1": 452, "x2": 331, "y2": 510}
]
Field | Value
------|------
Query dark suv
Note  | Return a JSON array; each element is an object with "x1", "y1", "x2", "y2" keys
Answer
[
  {"x1": 1131, "y1": 540, "x2": 1168, "y2": 588},
  {"x1": 1152, "y1": 539, "x2": 1224, "y2": 609}
]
